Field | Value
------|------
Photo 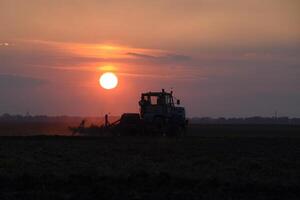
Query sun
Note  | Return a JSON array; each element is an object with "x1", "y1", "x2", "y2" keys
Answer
[{"x1": 99, "y1": 72, "x2": 118, "y2": 90}]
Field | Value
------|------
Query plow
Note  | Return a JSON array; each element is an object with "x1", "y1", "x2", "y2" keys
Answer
[{"x1": 70, "y1": 89, "x2": 188, "y2": 136}]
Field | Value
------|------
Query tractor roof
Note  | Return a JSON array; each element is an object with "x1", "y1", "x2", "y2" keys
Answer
[
  {"x1": 141, "y1": 89, "x2": 173, "y2": 96},
  {"x1": 142, "y1": 92, "x2": 172, "y2": 96}
]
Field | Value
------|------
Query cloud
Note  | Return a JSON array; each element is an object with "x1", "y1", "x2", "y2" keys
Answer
[
  {"x1": 0, "y1": 74, "x2": 48, "y2": 89},
  {"x1": 127, "y1": 52, "x2": 156, "y2": 59},
  {"x1": 127, "y1": 52, "x2": 190, "y2": 62},
  {"x1": 0, "y1": 40, "x2": 194, "y2": 75}
]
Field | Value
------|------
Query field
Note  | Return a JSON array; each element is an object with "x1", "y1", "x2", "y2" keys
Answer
[{"x1": 0, "y1": 125, "x2": 300, "y2": 199}]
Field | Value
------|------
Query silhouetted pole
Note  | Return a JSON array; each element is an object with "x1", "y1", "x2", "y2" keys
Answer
[{"x1": 105, "y1": 114, "x2": 109, "y2": 127}]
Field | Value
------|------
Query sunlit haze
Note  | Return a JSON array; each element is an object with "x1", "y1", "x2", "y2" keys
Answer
[{"x1": 0, "y1": 0, "x2": 299, "y2": 117}]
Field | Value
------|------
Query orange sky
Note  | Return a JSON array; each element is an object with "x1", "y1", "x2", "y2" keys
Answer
[{"x1": 0, "y1": 0, "x2": 299, "y2": 117}]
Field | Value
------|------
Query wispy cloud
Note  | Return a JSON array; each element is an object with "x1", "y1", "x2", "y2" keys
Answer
[
  {"x1": 127, "y1": 52, "x2": 190, "y2": 62},
  {"x1": 1, "y1": 40, "x2": 195, "y2": 75},
  {"x1": 20, "y1": 39, "x2": 191, "y2": 59}
]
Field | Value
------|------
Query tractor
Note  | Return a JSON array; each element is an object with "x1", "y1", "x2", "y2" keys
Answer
[{"x1": 70, "y1": 89, "x2": 187, "y2": 136}]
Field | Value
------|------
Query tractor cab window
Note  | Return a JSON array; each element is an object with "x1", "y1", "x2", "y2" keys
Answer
[
  {"x1": 165, "y1": 95, "x2": 173, "y2": 105},
  {"x1": 150, "y1": 96, "x2": 158, "y2": 105},
  {"x1": 141, "y1": 93, "x2": 174, "y2": 106},
  {"x1": 148, "y1": 95, "x2": 166, "y2": 105},
  {"x1": 157, "y1": 95, "x2": 165, "y2": 105}
]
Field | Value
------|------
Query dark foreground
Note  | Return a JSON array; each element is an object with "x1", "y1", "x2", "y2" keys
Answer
[{"x1": 0, "y1": 134, "x2": 300, "y2": 199}]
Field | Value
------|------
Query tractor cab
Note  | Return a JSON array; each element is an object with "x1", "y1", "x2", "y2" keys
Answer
[{"x1": 139, "y1": 89, "x2": 184, "y2": 122}]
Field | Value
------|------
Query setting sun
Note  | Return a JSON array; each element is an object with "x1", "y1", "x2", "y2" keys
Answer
[{"x1": 99, "y1": 72, "x2": 118, "y2": 90}]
